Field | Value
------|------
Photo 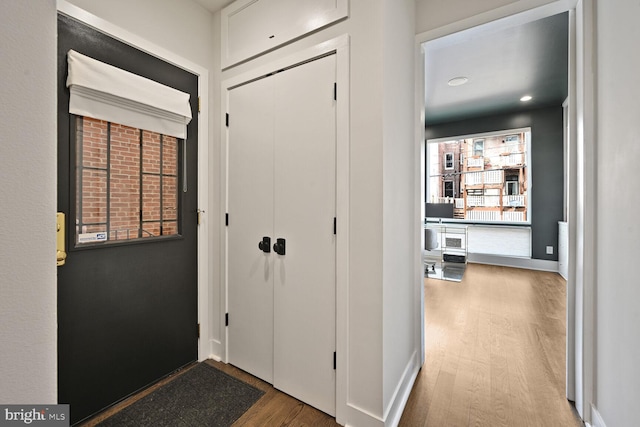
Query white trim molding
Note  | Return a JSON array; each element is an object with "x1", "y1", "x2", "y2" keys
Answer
[
  {"x1": 574, "y1": 0, "x2": 597, "y2": 422},
  {"x1": 383, "y1": 351, "x2": 420, "y2": 427},
  {"x1": 416, "y1": 0, "x2": 578, "y2": 45},
  {"x1": 591, "y1": 404, "x2": 607, "y2": 427}
]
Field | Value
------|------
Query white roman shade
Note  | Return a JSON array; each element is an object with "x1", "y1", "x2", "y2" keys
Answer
[{"x1": 66, "y1": 49, "x2": 192, "y2": 139}]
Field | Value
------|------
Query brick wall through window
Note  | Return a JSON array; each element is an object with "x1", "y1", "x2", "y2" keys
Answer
[{"x1": 75, "y1": 116, "x2": 179, "y2": 244}]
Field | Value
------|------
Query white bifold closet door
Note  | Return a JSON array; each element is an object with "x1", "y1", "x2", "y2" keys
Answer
[{"x1": 227, "y1": 53, "x2": 337, "y2": 416}]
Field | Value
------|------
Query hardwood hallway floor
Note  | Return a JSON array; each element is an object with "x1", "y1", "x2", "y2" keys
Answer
[
  {"x1": 80, "y1": 263, "x2": 582, "y2": 426},
  {"x1": 399, "y1": 263, "x2": 583, "y2": 427}
]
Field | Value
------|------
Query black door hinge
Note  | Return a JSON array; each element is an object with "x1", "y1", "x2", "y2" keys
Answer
[
  {"x1": 333, "y1": 352, "x2": 336, "y2": 370},
  {"x1": 197, "y1": 323, "x2": 200, "y2": 338},
  {"x1": 225, "y1": 313, "x2": 229, "y2": 326},
  {"x1": 333, "y1": 83, "x2": 337, "y2": 101},
  {"x1": 333, "y1": 217, "x2": 337, "y2": 235},
  {"x1": 225, "y1": 113, "x2": 229, "y2": 127},
  {"x1": 225, "y1": 213, "x2": 229, "y2": 226}
]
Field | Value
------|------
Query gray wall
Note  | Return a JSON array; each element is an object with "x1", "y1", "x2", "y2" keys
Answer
[{"x1": 425, "y1": 106, "x2": 564, "y2": 261}]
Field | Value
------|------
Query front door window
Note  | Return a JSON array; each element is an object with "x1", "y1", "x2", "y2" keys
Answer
[{"x1": 75, "y1": 116, "x2": 179, "y2": 245}]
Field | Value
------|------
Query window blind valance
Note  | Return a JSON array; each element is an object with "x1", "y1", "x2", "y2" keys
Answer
[{"x1": 66, "y1": 49, "x2": 192, "y2": 139}]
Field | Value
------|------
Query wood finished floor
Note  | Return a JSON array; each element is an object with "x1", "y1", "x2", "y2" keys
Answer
[
  {"x1": 399, "y1": 263, "x2": 583, "y2": 427},
  {"x1": 80, "y1": 263, "x2": 582, "y2": 427}
]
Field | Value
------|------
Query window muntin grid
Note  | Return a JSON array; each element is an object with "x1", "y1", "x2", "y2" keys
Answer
[{"x1": 75, "y1": 116, "x2": 180, "y2": 245}]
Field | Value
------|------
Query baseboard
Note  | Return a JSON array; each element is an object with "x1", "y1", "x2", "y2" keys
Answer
[
  {"x1": 209, "y1": 339, "x2": 222, "y2": 361},
  {"x1": 344, "y1": 351, "x2": 419, "y2": 427},
  {"x1": 383, "y1": 350, "x2": 420, "y2": 426},
  {"x1": 467, "y1": 253, "x2": 559, "y2": 272},
  {"x1": 345, "y1": 403, "x2": 384, "y2": 427},
  {"x1": 591, "y1": 404, "x2": 607, "y2": 427}
]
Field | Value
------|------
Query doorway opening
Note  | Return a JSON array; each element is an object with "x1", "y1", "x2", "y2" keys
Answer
[{"x1": 416, "y1": 2, "x2": 586, "y2": 423}]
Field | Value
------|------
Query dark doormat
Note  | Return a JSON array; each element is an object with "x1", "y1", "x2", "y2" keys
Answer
[{"x1": 96, "y1": 363, "x2": 264, "y2": 427}]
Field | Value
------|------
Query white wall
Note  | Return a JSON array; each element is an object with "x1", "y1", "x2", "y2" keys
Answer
[
  {"x1": 0, "y1": 0, "x2": 58, "y2": 403},
  {"x1": 414, "y1": 0, "x2": 559, "y2": 34},
  {"x1": 595, "y1": 0, "x2": 640, "y2": 425},
  {"x1": 381, "y1": 0, "x2": 418, "y2": 417},
  {"x1": 415, "y1": 0, "x2": 517, "y2": 33}
]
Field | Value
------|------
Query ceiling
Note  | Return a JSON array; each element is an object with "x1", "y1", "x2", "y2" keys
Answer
[
  {"x1": 424, "y1": 12, "x2": 568, "y2": 126},
  {"x1": 192, "y1": 0, "x2": 233, "y2": 13}
]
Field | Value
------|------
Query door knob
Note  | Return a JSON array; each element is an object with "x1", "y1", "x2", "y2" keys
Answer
[
  {"x1": 258, "y1": 236, "x2": 271, "y2": 253},
  {"x1": 273, "y1": 238, "x2": 286, "y2": 256}
]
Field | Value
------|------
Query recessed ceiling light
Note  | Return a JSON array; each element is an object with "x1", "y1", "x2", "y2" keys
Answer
[
  {"x1": 447, "y1": 77, "x2": 468, "y2": 87},
  {"x1": 520, "y1": 95, "x2": 533, "y2": 102}
]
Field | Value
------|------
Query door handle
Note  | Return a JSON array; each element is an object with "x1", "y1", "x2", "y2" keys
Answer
[
  {"x1": 258, "y1": 236, "x2": 271, "y2": 253},
  {"x1": 57, "y1": 212, "x2": 67, "y2": 266},
  {"x1": 273, "y1": 238, "x2": 286, "y2": 256}
]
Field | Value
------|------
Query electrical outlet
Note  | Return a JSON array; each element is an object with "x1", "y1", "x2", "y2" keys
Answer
[{"x1": 546, "y1": 246, "x2": 554, "y2": 255}]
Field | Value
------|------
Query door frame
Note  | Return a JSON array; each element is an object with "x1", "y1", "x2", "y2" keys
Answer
[
  {"x1": 220, "y1": 34, "x2": 350, "y2": 423},
  {"x1": 415, "y1": 0, "x2": 596, "y2": 424},
  {"x1": 57, "y1": 0, "x2": 211, "y2": 362}
]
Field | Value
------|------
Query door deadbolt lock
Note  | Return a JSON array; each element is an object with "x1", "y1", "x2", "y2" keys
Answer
[
  {"x1": 57, "y1": 212, "x2": 67, "y2": 266},
  {"x1": 258, "y1": 236, "x2": 271, "y2": 253},
  {"x1": 273, "y1": 238, "x2": 286, "y2": 256}
]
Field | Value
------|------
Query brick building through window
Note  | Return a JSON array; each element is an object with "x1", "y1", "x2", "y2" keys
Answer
[{"x1": 75, "y1": 116, "x2": 179, "y2": 244}]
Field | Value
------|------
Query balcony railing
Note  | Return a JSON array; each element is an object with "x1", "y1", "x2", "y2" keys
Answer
[
  {"x1": 504, "y1": 195, "x2": 526, "y2": 207},
  {"x1": 484, "y1": 170, "x2": 503, "y2": 184},
  {"x1": 503, "y1": 211, "x2": 526, "y2": 222},
  {"x1": 434, "y1": 197, "x2": 465, "y2": 209},
  {"x1": 467, "y1": 157, "x2": 484, "y2": 168},
  {"x1": 467, "y1": 195, "x2": 500, "y2": 207},
  {"x1": 465, "y1": 172, "x2": 482, "y2": 186},
  {"x1": 467, "y1": 210, "x2": 500, "y2": 221},
  {"x1": 500, "y1": 153, "x2": 524, "y2": 167},
  {"x1": 465, "y1": 210, "x2": 526, "y2": 222},
  {"x1": 465, "y1": 170, "x2": 504, "y2": 186}
]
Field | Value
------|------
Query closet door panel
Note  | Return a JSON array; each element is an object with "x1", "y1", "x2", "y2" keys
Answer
[
  {"x1": 227, "y1": 76, "x2": 275, "y2": 383},
  {"x1": 273, "y1": 54, "x2": 337, "y2": 416}
]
